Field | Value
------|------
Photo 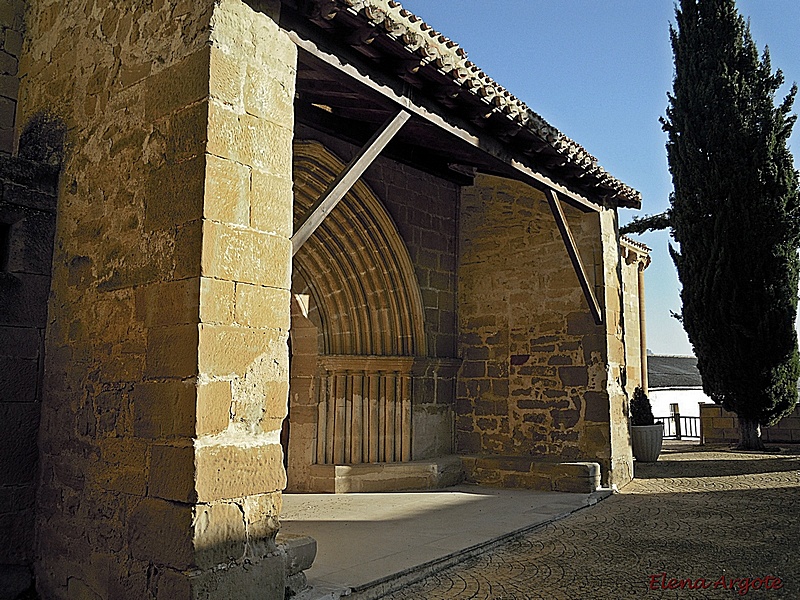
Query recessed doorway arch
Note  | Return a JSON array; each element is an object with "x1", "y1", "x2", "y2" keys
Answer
[{"x1": 286, "y1": 141, "x2": 427, "y2": 491}]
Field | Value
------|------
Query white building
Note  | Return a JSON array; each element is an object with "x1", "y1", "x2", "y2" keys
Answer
[{"x1": 647, "y1": 355, "x2": 709, "y2": 419}]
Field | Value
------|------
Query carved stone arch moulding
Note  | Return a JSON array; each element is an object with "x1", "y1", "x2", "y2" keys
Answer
[
  {"x1": 290, "y1": 140, "x2": 427, "y2": 466},
  {"x1": 292, "y1": 140, "x2": 426, "y2": 358}
]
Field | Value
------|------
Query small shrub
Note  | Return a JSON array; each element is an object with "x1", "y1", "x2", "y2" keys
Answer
[{"x1": 630, "y1": 386, "x2": 655, "y2": 426}]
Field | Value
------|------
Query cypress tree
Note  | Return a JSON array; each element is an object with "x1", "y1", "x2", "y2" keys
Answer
[{"x1": 627, "y1": 0, "x2": 800, "y2": 449}]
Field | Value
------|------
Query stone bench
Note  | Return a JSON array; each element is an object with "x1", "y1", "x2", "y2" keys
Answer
[{"x1": 460, "y1": 455, "x2": 602, "y2": 493}]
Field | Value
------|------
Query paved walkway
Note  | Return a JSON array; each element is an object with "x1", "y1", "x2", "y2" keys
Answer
[{"x1": 383, "y1": 444, "x2": 800, "y2": 599}]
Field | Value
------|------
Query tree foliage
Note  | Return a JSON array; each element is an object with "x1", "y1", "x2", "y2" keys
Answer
[
  {"x1": 620, "y1": 211, "x2": 672, "y2": 235},
  {"x1": 660, "y1": 0, "x2": 800, "y2": 447}
]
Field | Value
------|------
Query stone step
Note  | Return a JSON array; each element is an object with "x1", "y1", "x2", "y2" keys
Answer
[
  {"x1": 306, "y1": 455, "x2": 464, "y2": 493},
  {"x1": 460, "y1": 455, "x2": 602, "y2": 493},
  {"x1": 277, "y1": 533, "x2": 317, "y2": 598}
]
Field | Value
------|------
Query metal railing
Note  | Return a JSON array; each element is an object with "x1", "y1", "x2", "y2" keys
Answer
[{"x1": 656, "y1": 403, "x2": 701, "y2": 440}]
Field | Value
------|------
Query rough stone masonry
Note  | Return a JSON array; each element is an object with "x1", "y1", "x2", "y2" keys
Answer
[{"x1": 15, "y1": 0, "x2": 297, "y2": 597}]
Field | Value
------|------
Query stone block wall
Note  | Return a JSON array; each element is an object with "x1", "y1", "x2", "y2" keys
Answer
[
  {"x1": 700, "y1": 403, "x2": 800, "y2": 443},
  {"x1": 0, "y1": 0, "x2": 23, "y2": 155},
  {"x1": 18, "y1": 0, "x2": 296, "y2": 598},
  {"x1": 20, "y1": 1, "x2": 213, "y2": 593},
  {"x1": 598, "y1": 210, "x2": 634, "y2": 485},
  {"x1": 363, "y1": 155, "x2": 459, "y2": 360},
  {"x1": 760, "y1": 410, "x2": 800, "y2": 443},
  {"x1": 621, "y1": 249, "x2": 642, "y2": 394},
  {"x1": 286, "y1": 294, "x2": 318, "y2": 490},
  {"x1": 0, "y1": 132, "x2": 60, "y2": 597},
  {"x1": 362, "y1": 156, "x2": 460, "y2": 459},
  {"x1": 457, "y1": 175, "x2": 632, "y2": 486}
]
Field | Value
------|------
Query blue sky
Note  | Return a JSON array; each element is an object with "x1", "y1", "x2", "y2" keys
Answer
[{"x1": 400, "y1": 0, "x2": 800, "y2": 356}]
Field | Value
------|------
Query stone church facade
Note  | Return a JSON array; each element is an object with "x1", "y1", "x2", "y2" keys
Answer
[{"x1": 0, "y1": 0, "x2": 649, "y2": 598}]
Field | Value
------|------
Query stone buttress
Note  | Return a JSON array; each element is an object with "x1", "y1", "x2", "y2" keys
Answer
[{"x1": 17, "y1": 0, "x2": 300, "y2": 597}]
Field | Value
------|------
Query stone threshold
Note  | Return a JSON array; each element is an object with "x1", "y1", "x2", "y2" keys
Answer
[
  {"x1": 461, "y1": 454, "x2": 602, "y2": 493},
  {"x1": 306, "y1": 455, "x2": 464, "y2": 493},
  {"x1": 302, "y1": 454, "x2": 602, "y2": 494}
]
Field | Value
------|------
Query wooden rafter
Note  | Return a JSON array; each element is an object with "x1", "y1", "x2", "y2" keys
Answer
[
  {"x1": 546, "y1": 189, "x2": 603, "y2": 325},
  {"x1": 288, "y1": 31, "x2": 603, "y2": 214},
  {"x1": 291, "y1": 109, "x2": 411, "y2": 255}
]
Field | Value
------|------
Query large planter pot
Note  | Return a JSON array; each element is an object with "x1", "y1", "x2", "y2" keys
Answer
[{"x1": 631, "y1": 424, "x2": 663, "y2": 462}]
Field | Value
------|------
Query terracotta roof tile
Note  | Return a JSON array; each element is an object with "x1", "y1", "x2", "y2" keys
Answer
[{"x1": 330, "y1": 0, "x2": 641, "y2": 207}]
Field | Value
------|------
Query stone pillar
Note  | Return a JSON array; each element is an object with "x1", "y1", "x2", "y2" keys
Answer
[
  {"x1": 184, "y1": 1, "x2": 296, "y2": 595},
  {"x1": 19, "y1": 0, "x2": 296, "y2": 598},
  {"x1": 598, "y1": 211, "x2": 634, "y2": 487}
]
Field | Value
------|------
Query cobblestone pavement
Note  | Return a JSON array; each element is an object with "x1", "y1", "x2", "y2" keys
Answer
[{"x1": 384, "y1": 444, "x2": 800, "y2": 599}]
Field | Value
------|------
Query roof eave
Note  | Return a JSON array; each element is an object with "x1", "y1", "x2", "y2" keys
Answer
[{"x1": 290, "y1": 0, "x2": 643, "y2": 209}]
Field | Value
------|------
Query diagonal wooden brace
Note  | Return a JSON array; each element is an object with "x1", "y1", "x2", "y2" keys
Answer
[
  {"x1": 291, "y1": 109, "x2": 411, "y2": 255},
  {"x1": 546, "y1": 188, "x2": 603, "y2": 324}
]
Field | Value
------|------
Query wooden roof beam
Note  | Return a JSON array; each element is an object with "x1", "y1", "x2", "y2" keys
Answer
[
  {"x1": 545, "y1": 189, "x2": 603, "y2": 324},
  {"x1": 289, "y1": 32, "x2": 603, "y2": 213},
  {"x1": 292, "y1": 109, "x2": 412, "y2": 255}
]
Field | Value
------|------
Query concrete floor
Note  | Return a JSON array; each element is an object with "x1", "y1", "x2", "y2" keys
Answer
[{"x1": 280, "y1": 484, "x2": 611, "y2": 599}]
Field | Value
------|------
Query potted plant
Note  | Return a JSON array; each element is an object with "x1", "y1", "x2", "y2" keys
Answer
[{"x1": 630, "y1": 386, "x2": 663, "y2": 462}]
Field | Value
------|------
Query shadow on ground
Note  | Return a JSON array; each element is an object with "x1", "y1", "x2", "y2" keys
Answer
[
  {"x1": 384, "y1": 446, "x2": 800, "y2": 599},
  {"x1": 634, "y1": 454, "x2": 800, "y2": 479}
]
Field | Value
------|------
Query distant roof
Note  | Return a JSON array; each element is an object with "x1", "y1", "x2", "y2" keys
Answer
[
  {"x1": 647, "y1": 355, "x2": 702, "y2": 389},
  {"x1": 620, "y1": 236, "x2": 651, "y2": 253}
]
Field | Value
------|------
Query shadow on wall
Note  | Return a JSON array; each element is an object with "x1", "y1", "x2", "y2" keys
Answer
[{"x1": 0, "y1": 113, "x2": 65, "y2": 600}]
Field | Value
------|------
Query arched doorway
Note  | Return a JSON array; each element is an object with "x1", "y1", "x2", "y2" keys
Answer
[{"x1": 286, "y1": 141, "x2": 427, "y2": 491}]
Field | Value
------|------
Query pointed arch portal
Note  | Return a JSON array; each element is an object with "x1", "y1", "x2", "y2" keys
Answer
[
  {"x1": 292, "y1": 140, "x2": 426, "y2": 358},
  {"x1": 287, "y1": 141, "x2": 428, "y2": 490}
]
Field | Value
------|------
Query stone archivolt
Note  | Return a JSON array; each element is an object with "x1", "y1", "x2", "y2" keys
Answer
[
  {"x1": 291, "y1": 141, "x2": 425, "y2": 472},
  {"x1": 292, "y1": 140, "x2": 425, "y2": 357}
]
